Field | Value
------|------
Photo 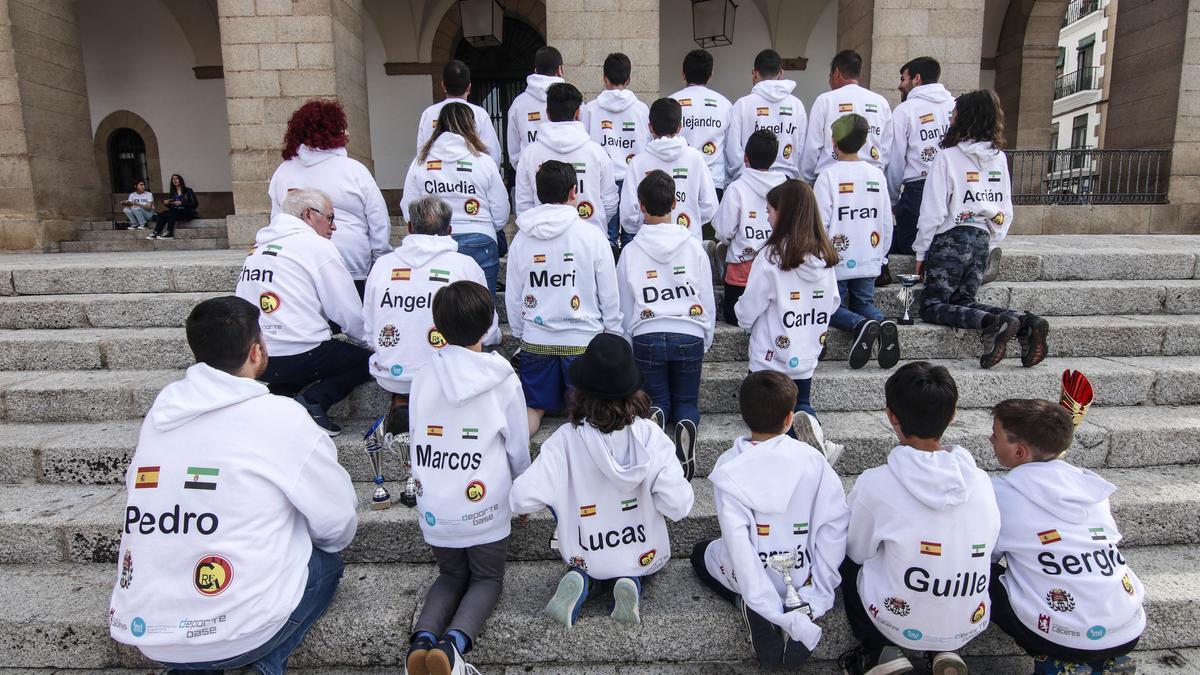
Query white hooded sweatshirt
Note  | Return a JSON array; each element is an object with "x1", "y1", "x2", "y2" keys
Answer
[
  {"x1": 515, "y1": 120, "x2": 620, "y2": 234},
  {"x1": 109, "y1": 364, "x2": 358, "y2": 662},
  {"x1": 400, "y1": 133, "x2": 510, "y2": 241},
  {"x1": 617, "y1": 222, "x2": 716, "y2": 349},
  {"x1": 813, "y1": 160, "x2": 893, "y2": 280},
  {"x1": 992, "y1": 460, "x2": 1145, "y2": 650},
  {"x1": 913, "y1": 141, "x2": 1013, "y2": 262},
  {"x1": 408, "y1": 345, "x2": 531, "y2": 548},
  {"x1": 235, "y1": 213, "x2": 368, "y2": 356},
  {"x1": 847, "y1": 445, "x2": 1000, "y2": 652},
  {"x1": 704, "y1": 435, "x2": 850, "y2": 650},
  {"x1": 620, "y1": 136, "x2": 718, "y2": 239},
  {"x1": 713, "y1": 168, "x2": 787, "y2": 265},
  {"x1": 886, "y1": 83, "x2": 955, "y2": 203},
  {"x1": 510, "y1": 418, "x2": 694, "y2": 579},
  {"x1": 734, "y1": 254, "x2": 840, "y2": 380},
  {"x1": 670, "y1": 84, "x2": 733, "y2": 188},
  {"x1": 726, "y1": 79, "x2": 808, "y2": 181},
  {"x1": 801, "y1": 83, "x2": 894, "y2": 182},
  {"x1": 362, "y1": 234, "x2": 498, "y2": 394},
  {"x1": 505, "y1": 203, "x2": 622, "y2": 348},
  {"x1": 507, "y1": 73, "x2": 565, "y2": 169},
  {"x1": 416, "y1": 97, "x2": 503, "y2": 166},
  {"x1": 582, "y1": 89, "x2": 652, "y2": 177},
  {"x1": 268, "y1": 145, "x2": 392, "y2": 280}
]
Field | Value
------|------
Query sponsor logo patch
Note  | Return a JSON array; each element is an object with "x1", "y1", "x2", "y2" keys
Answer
[
  {"x1": 464, "y1": 198, "x2": 480, "y2": 215},
  {"x1": 577, "y1": 201, "x2": 595, "y2": 220},
  {"x1": 465, "y1": 480, "x2": 485, "y2": 502},
  {"x1": 378, "y1": 324, "x2": 400, "y2": 348},
  {"x1": 971, "y1": 601, "x2": 986, "y2": 624},
  {"x1": 428, "y1": 328, "x2": 447, "y2": 348},
  {"x1": 639, "y1": 549, "x2": 656, "y2": 567},
  {"x1": 884, "y1": 596, "x2": 911, "y2": 616},
  {"x1": 702, "y1": 141, "x2": 717, "y2": 155},
  {"x1": 194, "y1": 555, "x2": 233, "y2": 596},
  {"x1": 1045, "y1": 588, "x2": 1076, "y2": 612},
  {"x1": 120, "y1": 550, "x2": 134, "y2": 589},
  {"x1": 259, "y1": 292, "x2": 280, "y2": 314}
]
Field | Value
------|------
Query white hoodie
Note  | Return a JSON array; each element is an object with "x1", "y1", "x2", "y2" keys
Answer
[
  {"x1": 847, "y1": 445, "x2": 1000, "y2": 652},
  {"x1": 235, "y1": 213, "x2": 368, "y2": 356},
  {"x1": 670, "y1": 84, "x2": 734, "y2": 188},
  {"x1": 813, "y1": 160, "x2": 893, "y2": 280},
  {"x1": 109, "y1": 364, "x2": 357, "y2": 662},
  {"x1": 505, "y1": 204, "x2": 623, "y2": 348},
  {"x1": 617, "y1": 222, "x2": 716, "y2": 349},
  {"x1": 704, "y1": 435, "x2": 850, "y2": 649},
  {"x1": 507, "y1": 73, "x2": 565, "y2": 169},
  {"x1": 416, "y1": 97, "x2": 503, "y2": 166},
  {"x1": 362, "y1": 234, "x2": 498, "y2": 394},
  {"x1": 582, "y1": 89, "x2": 652, "y2": 177},
  {"x1": 515, "y1": 120, "x2": 620, "y2": 234},
  {"x1": 510, "y1": 418, "x2": 694, "y2": 579},
  {"x1": 886, "y1": 83, "x2": 955, "y2": 203},
  {"x1": 268, "y1": 145, "x2": 393, "y2": 280},
  {"x1": 620, "y1": 136, "x2": 718, "y2": 239},
  {"x1": 400, "y1": 133, "x2": 510, "y2": 241},
  {"x1": 992, "y1": 460, "x2": 1145, "y2": 650},
  {"x1": 913, "y1": 141, "x2": 1013, "y2": 262},
  {"x1": 726, "y1": 79, "x2": 808, "y2": 181},
  {"x1": 734, "y1": 254, "x2": 840, "y2": 380},
  {"x1": 801, "y1": 83, "x2": 894, "y2": 182},
  {"x1": 713, "y1": 168, "x2": 787, "y2": 265},
  {"x1": 409, "y1": 346, "x2": 531, "y2": 548}
]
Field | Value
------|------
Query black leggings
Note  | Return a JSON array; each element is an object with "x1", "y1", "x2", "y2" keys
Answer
[
  {"x1": 690, "y1": 540, "x2": 737, "y2": 604},
  {"x1": 152, "y1": 208, "x2": 197, "y2": 236}
]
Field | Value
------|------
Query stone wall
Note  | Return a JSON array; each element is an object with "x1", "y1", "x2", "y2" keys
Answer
[
  {"x1": 547, "y1": 0, "x2": 659, "y2": 103},
  {"x1": 993, "y1": 0, "x2": 1067, "y2": 149}
]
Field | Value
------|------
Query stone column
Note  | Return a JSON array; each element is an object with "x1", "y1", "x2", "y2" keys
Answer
[
  {"x1": 547, "y1": 0, "x2": 660, "y2": 104},
  {"x1": 0, "y1": 0, "x2": 108, "y2": 252},
  {"x1": 218, "y1": 0, "x2": 372, "y2": 247},
  {"x1": 1164, "y1": 0, "x2": 1199, "y2": 230},
  {"x1": 993, "y1": 0, "x2": 1068, "y2": 149}
]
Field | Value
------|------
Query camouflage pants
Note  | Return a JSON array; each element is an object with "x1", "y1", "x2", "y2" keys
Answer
[{"x1": 920, "y1": 226, "x2": 1018, "y2": 330}]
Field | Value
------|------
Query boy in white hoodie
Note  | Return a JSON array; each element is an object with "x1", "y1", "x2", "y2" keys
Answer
[
  {"x1": 726, "y1": 49, "x2": 808, "y2": 181},
  {"x1": 671, "y1": 49, "x2": 733, "y2": 194},
  {"x1": 416, "y1": 60, "x2": 503, "y2": 166},
  {"x1": 506, "y1": 161, "x2": 622, "y2": 435},
  {"x1": 406, "y1": 280, "x2": 531, "y2": 675},
  {"x1": 839, "y1": 361, "x2": 1000, "y2": 675},
  {"x1": 620, "y1": 97, "x2": 718, "y2": 243},
  {"x1": 617, "y1": 170, "x2": 716, "y2": 481},
  {"x1": 510, "y1": 333, "x2": 694, "y2": 628},
  {"x1": 989, "y1": 399, "x2": 1144, "y2": 675},
  {"x1": 583, "y1": 52, "x2": 651, "y2": 250},
  {"x1": 515, "y1": 82, "x2": 620, "y2": 235},
  {"x1": 507, "y1": 46, "x2": 565, "y2": 169},
  {"x1": 800, "y1": 49, "x2": 893, "y2": 183},
  {"x1": 692, "y1": 370, "x2": 849, "y2": 669}
]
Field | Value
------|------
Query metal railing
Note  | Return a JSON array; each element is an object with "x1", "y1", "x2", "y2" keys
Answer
[
  {"x1": 1009, "y1": 148, "x2": 1170, "y2": 205},
  {"x1": 466, "y1": 78, "x2": 527, "y2": 181},
  {"x1": 1054, "y1": 67, "x2": 1099, "y2": 99},
  {"x1": 1062, "y1": 0, "x2": 1101, "y2": 26}
]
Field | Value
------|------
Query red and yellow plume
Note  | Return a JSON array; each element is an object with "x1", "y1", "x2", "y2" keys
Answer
[{"x1": 1060, "y1": 369, "x2": 1093, "y2": 427}]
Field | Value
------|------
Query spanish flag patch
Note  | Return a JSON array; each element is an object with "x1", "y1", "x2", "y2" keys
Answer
[
  {"x1": 920, "y1": 541, "x2": 942, "y2": 556},
  {"x1": 756, "y1": 523, "x2": 770, "y2": 536}
]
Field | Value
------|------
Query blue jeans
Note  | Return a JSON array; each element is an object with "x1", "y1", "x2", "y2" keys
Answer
[
  {"x1": 632, "y1": 332, "x2": 704, "y2": 426},
  {"x1": 607, "y1": 180, "x2": 623, "y2": 247},
  {"x1": 161, "y1": 547, "x2": 345, "y2": 675},
  {"x1": 793, "y1": 377, "x2": 814, "y2": 416},
  {"x1": 891, "y1": 179, "x2": 924, "y2": 256},
  {"x1": 831, "y1": 277, "x2": 885, "y2": 332},
  {"x1": 453, "y1": 232, "x2": 500, "y2": 296}
]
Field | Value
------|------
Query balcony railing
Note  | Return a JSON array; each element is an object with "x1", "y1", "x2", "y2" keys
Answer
[
  {"x1": 1062, "y1": 0, "x2": 1100, "y2": 26},
  {"x1": 1054, "y1": 67, "x2": 1099, "y2": 99},
  {"x1": 1009, "y1": 148, "x2": 1169, "y2": 205}
]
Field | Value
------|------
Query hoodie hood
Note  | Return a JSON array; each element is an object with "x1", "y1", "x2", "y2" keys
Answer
[
  {"x1": 999, "y1": 460, "x2": 1115, "y2": 524},
  {"x1": 296, "y1": 144, "x2": 346, "y2": 167},
  {"x1": 577, "y1": 420, "x2": 655, "y2": 490},
  {"x1": 644, "y1": 135, "x2": 688, "y2": 163},
  {"x1": 516, "y1": 203, "x2": 579, "y2": 239},
  {"x1": 752, "y1": 79, "x2": 798, "y2": 102},
  {"x1": 149, "y1": 363, "x2": 269, "y2": 432},
  {"x1": 255, "y1": 212, "x2": 315, "y2": 246},
  {"x1": 887, "y1": 445, "x2": 981, "y2": 510},
  {"x1": 525, "y1": 73, "x2": 564, "y2": 102},
  {"x1": 536, "y1": 121, "x2": 591, "y2": 154},
  {"x1": 908, "y1": 83, "x2": 953, "y2": 105},
  {"x1": 792, "y1": 254, "x2": 835, "y2": 283},
  {"x1": 709, "y1": 436, "x2": 808, "y2": 514},
  {"x1": 631, "y1": 222, "x2": 693, "y2": 263},
  {"x1": 430, "y1": 345, "x2": 515, "y2": 405},
  {"x1": 596, "y1": 88, "x2": 639, "y2": 113},
  {"x1": 741, "y1": 168, "x2": 786, "y2": 198},
  {"x1": 429, "y1": 132, "x2": 474, "y2": 162},
  {"x1": 394, "y1": 233, "x2": 459, "y2": 267},
  {"x1": 960, "y1": 140, "x2": 1001, "y2": 165}
]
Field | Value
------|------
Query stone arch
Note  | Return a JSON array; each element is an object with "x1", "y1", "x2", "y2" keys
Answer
[
  {"x1": 93, "y1": 111, "x2": 163, "y2": 194},
  {"x1": 992, "y1": 0, "x2": 1071, "y2": 148},
  {"x1": 429, "y1": 0, "x2": 546, "y2": 68}
]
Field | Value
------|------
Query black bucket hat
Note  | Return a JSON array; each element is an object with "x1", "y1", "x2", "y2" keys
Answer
[{"x1": 567, "y1": 333, "x2": 645, "y2": 400}]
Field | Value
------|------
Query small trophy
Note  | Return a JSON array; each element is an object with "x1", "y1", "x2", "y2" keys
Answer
[
  {"x1": 766, "y1": 552, "x2": 812, "y2": 617},
  {"x1": 896, "y1": 273, "x2": 921, "y2": 326},
  {"x1": 363, "y1": 415, "x2": 396, "y2": 510}
]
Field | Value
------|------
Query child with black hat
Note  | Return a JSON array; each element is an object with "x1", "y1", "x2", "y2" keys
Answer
[{"x1": 510, "y1": 333, "x2": 695, "y2": 628}]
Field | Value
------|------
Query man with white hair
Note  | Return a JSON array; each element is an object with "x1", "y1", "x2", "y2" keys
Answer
[{"x1": 235, "y1": 188, "x2": 371, "y2": 435}]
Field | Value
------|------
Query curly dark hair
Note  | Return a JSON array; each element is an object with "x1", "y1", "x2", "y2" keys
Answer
[
  {"x1": 282, "y1": 99, "x2": 349, "y2": 160},
  {"x1": 941, "y1": 90, "x2": 1006, "y2": 150},
  {"x1": 569, "y1": 389, "x2": 652, "y2": 434}
]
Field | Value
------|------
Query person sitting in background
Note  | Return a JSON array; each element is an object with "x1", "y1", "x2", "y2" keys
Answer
[
  {"x1": 147, "y1": 173, "x2": 197, "y2": 240},
  {"x1": 122, "y1": 179, "x2": 155, "y2": 230}
]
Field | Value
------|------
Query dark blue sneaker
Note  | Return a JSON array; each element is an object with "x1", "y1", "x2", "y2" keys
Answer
[
  {"x1": 545, "y1": 568, "x2": 590, "y2": 628},
  {"x1": 405, "y1": 633, "x2": 435, "y2": 675},
  {"x1": 295, "y1": 395, "x2": 341, "y2": 436}
]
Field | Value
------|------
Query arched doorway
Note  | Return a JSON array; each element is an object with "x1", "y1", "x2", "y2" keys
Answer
[
  {"x1": 93, "y1": 110, "x2": 163, "y2": 195},
  {"x1": 107, "y1": 128, "x2": 149, "y2": 194}
]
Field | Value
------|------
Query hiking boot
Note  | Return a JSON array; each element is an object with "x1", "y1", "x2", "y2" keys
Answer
[
  {"x1": 674, "y1": 419, "x2": 697, "y2": 482},
  {"x1": 739, "y1": 595, "x2": 786, "y2": 668},
  {"x1": 876, "y1": 263, "x2": 894, "y2": 287},
  {"x1": 1016, "y1": 313, "x2": 1050, "y2": 368},
  {"x1": 1033, "y1": 655, "x2": 1095, "y2": 674},
  {"x1": 849, "y1": 320, "x2": 881, "y2": 370},
  {"x1": 295, "y1": 395, "x2": 341, "y2": 436},
  {"x1": 838, "y1": 644, "x2": 914, "y2": 674},
  {"x1": 610, "y1": 576, "x2": 641, "y2": 624},
  {"x1": 982, "y1": 246, "x2": 1002, "y2": 284},
  {"x1": 792, "y1": 411, "x2": 843, "y2": 467},
  {"x1": 930, "y1": 650, "x2": 968, "y2": 675},
  {"x1": 980, "y1": 314, "x2": 1020, "y2": 369},
  {"x1": 545, "y1": 568, "x2": 590, "y2": 628},
  {"x1": 877, "y1": 320, "x2": 901, "y2": 369},
  {"x1": 1095, "y1": 654, "x2": 1134, "y2": 674}
]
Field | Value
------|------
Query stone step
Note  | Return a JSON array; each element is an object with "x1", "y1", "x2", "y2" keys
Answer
[
  {"x1": 79, "y1": 219, "x2": 228, "y2": 232},
  {"x1": 0, "y1": 544, "x2": 1192, "y2": 668},
  {"x1": 76, "y1": 226, "x2": 229, "y2": 242},
  {"x1": 4, "y1": 464, "x2": 1196, "y2": 566},
  {"x1": 0, "y1": 250, "x2": 244, "y2": 297},
  {"x1": 58, "y1": 238, "x2": 229, "y2": 254},
  {"x1": 0, "y1": 292, "x2": 223, "y2": 330}
]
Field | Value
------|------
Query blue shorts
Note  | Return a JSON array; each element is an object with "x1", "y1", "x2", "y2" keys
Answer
[{"x1": 519, "y1": 349, "x2": 581, "y2": 411}]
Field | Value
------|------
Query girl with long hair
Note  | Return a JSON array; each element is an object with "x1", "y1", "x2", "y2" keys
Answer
[{"x1": 148, "y1": 173, "x2": 198, "y2": 240}]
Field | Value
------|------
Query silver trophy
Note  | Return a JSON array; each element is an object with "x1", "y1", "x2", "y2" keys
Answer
[
  {"x1": 896, "y1": 273, "x2": 921, "y2": 326},
  {"x1": 363, "y1": 412, "x2": 414, "y2": 510},
  {"x1": 766, "y1": 552, "x2": 812, "y2": 616}
]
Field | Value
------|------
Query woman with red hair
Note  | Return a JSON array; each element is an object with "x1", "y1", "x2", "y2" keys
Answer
[{"x1": 269, "y1": 99, "x2": 391, "y2": 293}]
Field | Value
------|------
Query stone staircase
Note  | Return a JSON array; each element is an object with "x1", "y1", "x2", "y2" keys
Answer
[
  {"x1": 55, "y1": 219, "x2": 231, "y2": 253},
  {"x1": 1, "y1": 236, "x2": 1200, "y2": 672}
]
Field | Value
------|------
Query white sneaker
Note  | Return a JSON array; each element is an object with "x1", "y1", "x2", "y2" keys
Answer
[
  {"x1": 145, "y1": 234, "x2": 156, "y2": 240},
  {"x1": 791, "y1": 411, "x2": 843, "y2": 467},
  {"x1": 425, "y1": 640, "x2": 481, "y2": 675}
]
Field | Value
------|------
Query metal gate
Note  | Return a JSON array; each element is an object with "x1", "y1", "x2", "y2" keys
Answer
[{"x1": 467, "y1": 78, "x2": 527, "y2": 180}]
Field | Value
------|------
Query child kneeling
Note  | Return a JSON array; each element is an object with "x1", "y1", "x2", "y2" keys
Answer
[
  {"x1": 691, "y1": 370, "x2": 849, "y2": 668},
  {"x1": 510, "y1": 333, "x2": 694, "y2": 627}
]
